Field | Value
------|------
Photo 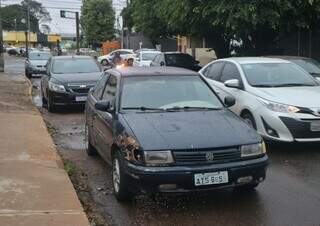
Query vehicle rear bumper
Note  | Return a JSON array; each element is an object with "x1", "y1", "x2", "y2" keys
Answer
[{"x1": 124, "y1": 155, "x2": 268, "y2": 194}]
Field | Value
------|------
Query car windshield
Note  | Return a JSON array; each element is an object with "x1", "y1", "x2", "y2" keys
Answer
[
  {"x1": 52, "y1": 58, "x2": 100, "y2": 74},
  {"x1": 290, "y1": 59, "x2": 320, "y2": 76},
  {"x1": 241, "y1": 63, "x2": 318, "y2": 87},
  {"x1": 142, "y1": 52, "x2": 159, "y2": 61},
  {"x1": 121, "y1": 76, "x2": 223, "y2": 111},
  {"x1": 29, "y1": 52, "x2": 51, "y2": 60}
]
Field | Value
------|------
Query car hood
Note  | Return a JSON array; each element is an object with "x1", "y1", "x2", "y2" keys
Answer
[
  {"x1": 252, "y1": 86, "x2": 320, "y2": 107},
  {"x1": 52, "y1": 72, "x2": 102, "y2": 84},
  {"x1": 122, "y1": 110, "x2": 260, "y2": 151},
  {"x1": 29, "y1": 60, "x2": 48, "y2": 66}
]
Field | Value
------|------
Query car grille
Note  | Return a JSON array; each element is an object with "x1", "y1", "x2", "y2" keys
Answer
[
  {"x1": 68, "y1": 83, "x2": 95, "y2": 94},
  {"x1": 173, "y1": 147, "x2": 241, "y2": 165}
]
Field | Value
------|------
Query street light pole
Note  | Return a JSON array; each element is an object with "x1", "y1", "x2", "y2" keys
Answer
[
  {"x1": 26, "y1": 0, "x2": 30, "y2": 58},
  {"x1": 0, "y1": 0, "x2": 4, "y2": 72}
]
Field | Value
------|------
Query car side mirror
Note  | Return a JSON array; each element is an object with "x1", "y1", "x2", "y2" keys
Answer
[
  {"x1": 95, "y1": 100, "x2": 112, "y2": 112},
  {"x1": 195, "y1": 60, "x2": 200, "y2": 64},
  {"x1": 224, "y1": 96, "x2": 236, "y2": 107},
  {"x1": 224, "y1": 79, "x2": 241, "y2": 89},
  {"x1": 160, "y1": 61, "x2": 165, "y2": 66}
]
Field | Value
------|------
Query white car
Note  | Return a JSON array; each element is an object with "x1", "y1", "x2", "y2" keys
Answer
[
  {"x1": 200, "y1": 57, "x2": 320, "y2": 142},
  {"x1": 97, "y1": 49, "x2": 134, "y2": 65},
  {"x1": 134, "y1": 50, "x2": 161, "y2": 67}
]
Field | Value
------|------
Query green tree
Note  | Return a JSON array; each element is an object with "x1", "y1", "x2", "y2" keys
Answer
[
  {"x1": 81, "y1": 0, "x2": 115, "y2": 44},
  {"x1": 0, "y1": 0, "x2": 50, "y2": 32}
]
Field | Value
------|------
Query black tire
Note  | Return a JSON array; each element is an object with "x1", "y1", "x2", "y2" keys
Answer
[
  {"x1": 241, "y1": 112, "x2": 257, "y2": 130},
  {"x1": 41, "y1": 91, "x2": 47, "y2": 107},
  {"x1": 47, "y1": 95, "x2": 57, "y2": 113},
  {"x1": 112, "y1": 151, "x2": 134, "y2": 201},
  {"x1": 25, "y1": 70, "x2": 32, "y2": 78},
  {"x1": 101, "y1": 59, "x2": 109, "y2": 66},
  {"x1": 234, "y1": 183, "x2": 259, "y2": 192},
  {"x1": 85, "y1": 124, "x2": 97, "y2": 156}
]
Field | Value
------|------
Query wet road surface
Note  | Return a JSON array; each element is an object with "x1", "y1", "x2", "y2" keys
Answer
[{"x1": 26, "y1": 62, "x2": 320, "y2": 226}]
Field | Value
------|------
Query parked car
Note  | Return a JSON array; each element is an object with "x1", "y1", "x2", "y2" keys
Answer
[
  {"x1": 85, "y1": 67, "x2": 268, "y2": 201},
  {"x1": 6, "y1": 46, "x2": 20, "y2": 56},
  {"x1": 150, "y1": 52, "x2": 202, "y2": 71},
  {"x1": 266, "y1": 56, "x2": 320, "y2": 80},
  {"x1": 41, "y1": 55, "x2": 103, "y2": 112},
  {"x1": 134, "y1": 50, "x2": 161, "y2": 67},
  {"x1": 25, "y1": 51, "x2": 52, "y2": 78},
  {"x1": 200, "y1": 57, "x2": 320, "y2": 142},
  {"x1": 97, "y1": 49, "x2": 134, "y2": 65}
]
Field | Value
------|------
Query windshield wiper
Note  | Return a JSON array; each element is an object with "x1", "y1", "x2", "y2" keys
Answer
[
  {"x1": 122, "y1": 107, "x2": 165, "y2": 111},
  {"x1": 252, "y1": 84, "x2": 276, "y2": 87},
  {"x1": 165, "y1": 106, "x2": 222, "y2": 111},
  {"x1": 273, "y1": 83, "x2": 314, "y2": 87}
]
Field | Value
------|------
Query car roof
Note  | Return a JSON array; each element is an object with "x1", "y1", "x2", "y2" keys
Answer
[
  {"x1": 265, "y1": 55, "x2": 311, "y2": 60},
  {"x1": 222, "y1": 57, "x2": 291, "y2": 64},
  {"x1": 108, "y1": 66, "x2": 198, "y2": 77},
  {"x1": 140, "y1": 50, "x2": 161, "y2": 54},
  {"x1": 51, "y1": 55, "x2": 94, "y2": 60}
]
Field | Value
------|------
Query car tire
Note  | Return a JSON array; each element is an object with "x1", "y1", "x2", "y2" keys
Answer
[
  {"x1": 241, "y1": 112, "x2": 257, "y2": 130},
  {"x1": 85, "y1": 124, "x2": 97, "y2": 156},
  {"x1": 101, "y1": 59, "x2": 109, "y2": 66},
  {"x1": 47, "y1": 95, "x2": 57, "y2": 113},
  {"x1": 112, "y1": 151, "x2": 134, "y2": 202},
  {"x1": 234, "y1": 183, "x2": 259, "y2": 192},
  {"x1": 25, "y1": 70, "x2": 32, "y2": 78}
]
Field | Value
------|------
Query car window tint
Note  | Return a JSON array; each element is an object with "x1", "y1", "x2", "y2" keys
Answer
[
  {"x1": 205, "y1": 62, "x2": 224, "y2": 80},
  {"x1": 220, "y1": 63, "x2": 241, "y2": 82},
  {"x1": 93, "y1": 74, "x2": 108, "y2": 100},
  {"x1": 102, "y1": 74, "x2": 117, "y2": 101}
]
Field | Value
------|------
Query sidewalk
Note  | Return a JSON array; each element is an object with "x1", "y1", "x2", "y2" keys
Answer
[{"x1": 0, "y1": 56, "x2": 90, "y2": 226}]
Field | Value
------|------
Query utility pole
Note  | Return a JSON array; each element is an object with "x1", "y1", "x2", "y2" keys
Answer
[
  {"x1": 75, "y1": 12, "x2": 80, "y2": 54},
  {"x1": 0, "y1": 0, "x2": 4, "y2": 72},
  {"x1": 26, "y1": 0, "x2": 30, "y2": 58}
]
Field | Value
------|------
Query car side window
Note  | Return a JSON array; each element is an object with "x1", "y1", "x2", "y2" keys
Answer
[
  {"x1": 102, "y1": 74, "x2": 117, "y2": 102},
  {"x1": 93, "y1": 74, "x2": 109, "y2": 100},
  {"x1": 220, "y1": 63, "x2": 242, "y2": 82},
  {"x1": 204, "y1": 62, "x2": 224, "y2": 80}
]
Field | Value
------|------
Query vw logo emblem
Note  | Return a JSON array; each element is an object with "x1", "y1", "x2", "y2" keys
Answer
[{"x1": 205, "y1": 152, "x2": 214, "y2": 161}]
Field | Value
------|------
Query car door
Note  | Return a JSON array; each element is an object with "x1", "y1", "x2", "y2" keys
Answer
[
  {"x1": 93, "y1": 73, "x2": 118, "y2": 163},
  {"x1": 86, "y1": 73, "x2": 109, "y2": 146},
  {"x1": 210, "y1": 62, "x2": 246, "y2": 114},
  {"x1": 41, "y1": 58, "x2": 52, "y2": 100}
]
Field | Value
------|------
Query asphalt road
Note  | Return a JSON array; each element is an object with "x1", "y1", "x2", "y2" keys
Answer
[{"x1": 14, "y1": 56, "x2": 320, "y2": 226}]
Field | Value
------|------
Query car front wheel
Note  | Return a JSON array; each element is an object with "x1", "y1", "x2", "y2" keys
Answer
[
  {"x1": 47, "y1": 95, "x2": 57, "y2": 113},
  {"x1": 112, "y1": 151, "x2": 134, "y2": 201},
  {"x1": 241, "y1": 112, "x2": 257, "y2": 130},
  {"x1": 85, "y1": 124, "x2": 97, "y2": 156}
]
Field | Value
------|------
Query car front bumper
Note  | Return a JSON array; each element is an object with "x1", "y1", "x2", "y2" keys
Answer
[
  {"x1": 254, "y1": 107, "x2": 320, "y2": 142},
  {"x1": 49, "y1": 90, "x2": 88, "y2": 106},
  {"x1": 123, "y1": 155, "x2": 268, "y2": 194},
  {"x1": 27, "y1": 67, "x2": 46, "y2": 74}
]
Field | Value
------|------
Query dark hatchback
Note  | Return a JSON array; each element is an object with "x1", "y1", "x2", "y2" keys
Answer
[
  {"x1": 150, "y1": 52, "x2": 202, "y2": 71},
  {"x1": 85, "y1": 67, "x2": 268, "y2": 201},
  {"x1": 41, "y1": 55, "x2": 103, "y2": 112}
]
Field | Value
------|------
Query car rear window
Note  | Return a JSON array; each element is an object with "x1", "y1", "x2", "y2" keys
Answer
[{"x1": 52, "y1": 58, "x2": 100, "y2": 74}]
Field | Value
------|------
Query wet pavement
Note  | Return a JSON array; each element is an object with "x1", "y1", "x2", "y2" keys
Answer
[{"x1": 23, "y1": 57, "x2": 320, "y2": 226}]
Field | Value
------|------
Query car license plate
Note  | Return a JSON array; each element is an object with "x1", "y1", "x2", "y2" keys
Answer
[
  {"x1": 75, "y1": 96, "x2": 87, "y2": 102},
  {"x1": 194, "y1": 171, "x2": 228, "y2": 186},
  {"x1": 310, "y1": 121, "x2": 320, "y2": 131}
]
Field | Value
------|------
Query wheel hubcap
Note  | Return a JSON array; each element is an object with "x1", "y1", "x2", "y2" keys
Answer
[{"x1": 113, "y1": 159, "x2": 120, "y2": 193}]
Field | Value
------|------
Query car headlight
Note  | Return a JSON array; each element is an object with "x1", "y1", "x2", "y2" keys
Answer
[
  {"x1": 241, "y1": 142, "x2": 266, "y2": 157},
  {"x1": 144, "y1": 150, "x2": 174, "y2": 166},
  {"x1": 48, "y1": 81, "x2": 66, "y2": 92},
  {"x1": 259, "y1": 98, "x2": 299, "y2": 113}
]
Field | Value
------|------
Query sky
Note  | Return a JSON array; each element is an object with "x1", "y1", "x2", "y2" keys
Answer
[{"x1": 1, "y1": 0, "x2": 127, "y2": 36}]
